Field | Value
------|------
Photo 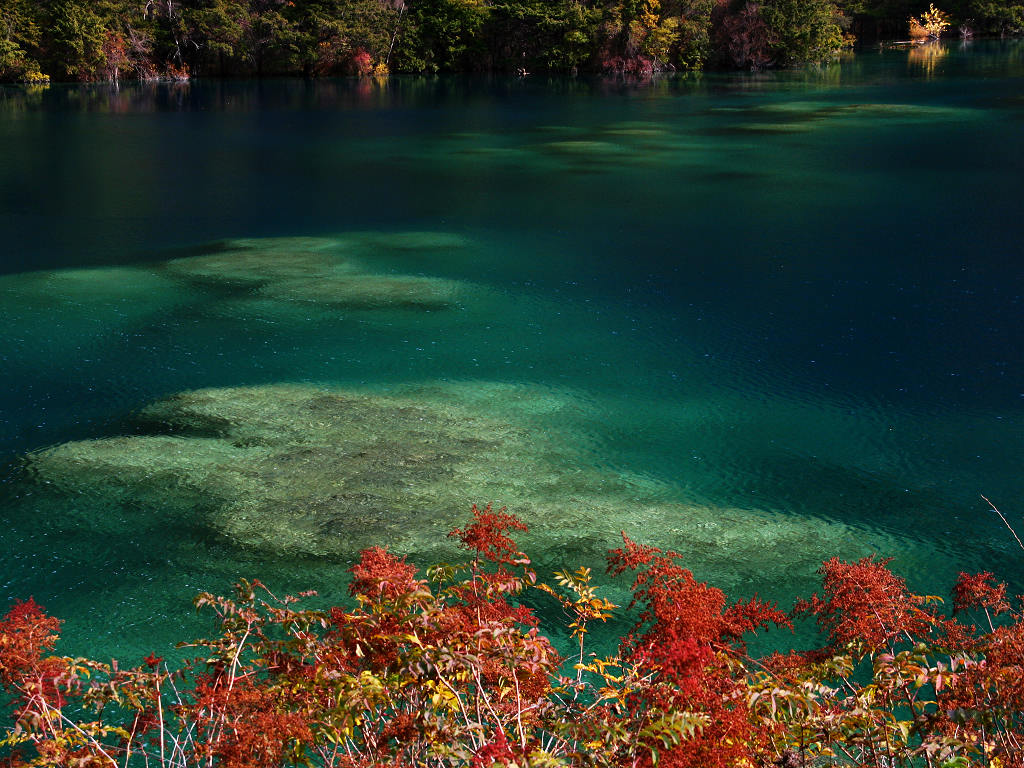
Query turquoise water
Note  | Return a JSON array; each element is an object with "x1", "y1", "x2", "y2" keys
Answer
[{"x1": 1, "y1": 41, "x2": 1023, "y2": 660}]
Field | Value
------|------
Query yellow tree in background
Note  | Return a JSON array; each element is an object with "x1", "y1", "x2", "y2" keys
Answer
[{"x1": 909, "y1": 3, "x2": 951, "y2": 39}]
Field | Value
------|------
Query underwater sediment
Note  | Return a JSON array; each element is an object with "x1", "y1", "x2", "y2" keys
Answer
[
  {"x1": 7, "y1": 233, "x2": 966, "y2": 607},
  {"x1": 24, "y1": 377, "x2": 927, "y2": 599}
]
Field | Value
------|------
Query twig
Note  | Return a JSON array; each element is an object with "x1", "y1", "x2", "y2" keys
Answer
[
  {"x1": 982, "y1": 495, "x2": 1024, "y2": 551},
  {"x1": 52, "y1": 706, "x2": 119, "y2": 766}
]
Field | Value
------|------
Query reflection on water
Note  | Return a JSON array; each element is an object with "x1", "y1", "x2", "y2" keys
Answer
[
  {"x1": 907, "y1": 41, "x2": 949, "y2": 77},
  {"x1": 0, "y1": 42, "x2": 1022, "y2": 660}
]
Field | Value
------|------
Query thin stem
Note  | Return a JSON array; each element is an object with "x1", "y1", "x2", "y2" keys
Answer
[
  {"x1": 51, "y1": 706, "x2": 119, "y2": 766},
  {"x1": 982, "y1": 495, "x2": 1024, "y2": 551}
]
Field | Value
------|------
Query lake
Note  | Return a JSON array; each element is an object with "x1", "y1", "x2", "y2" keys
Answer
[{"x1": 1, "y1": 40, "x2": 1022, "y2": 659}]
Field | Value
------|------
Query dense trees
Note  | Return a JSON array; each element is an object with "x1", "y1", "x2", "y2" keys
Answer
[
  {"x1": 0, "y1": 0, "x2": 1020, "y2": 81},
  {"x1": 0, "y1": 0, "x2": 48, "y2": 81}
]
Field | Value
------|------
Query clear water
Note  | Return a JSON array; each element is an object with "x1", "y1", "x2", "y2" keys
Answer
[{"x1": 1, "y1": 40, "x2": 1022, "y2": 661}]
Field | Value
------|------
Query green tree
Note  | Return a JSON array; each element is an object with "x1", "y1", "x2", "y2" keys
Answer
[
  {"x1": 835, "y1": 0, "x2": 914, "y2": 39},
  {"x1": 961, "y1": 0, "x2": 1024, "y2": 35},
  {"x1": 392, "y1": 0, "x2": 488, "y2": 72},
  {"x1": 277, "y1": 0, "x2": 402, "y2": 75},
  {"x1": 485, "y1": 0, "x2": 599, "y2": 72},
  {"x1": 287, "y1": 0, "x2": 349, "y2": 75},
  {"x1": 238, "y1": 4, "x2": 296, "y2": 75},
  {"x1": 649, "y1": 0, "x2": 715, "y2": 70},
  {"x1": 185, "y1": 0, "x2": 248, "y2": 74},
  {"x1": 46, "y1": 0, "x2": 110, "y2": 80},
  {"x1": 333, "y1": 0, "x2": 402, "y2": 70},
  {"x1": 594, "y1": 0, "x2": 660, "y2": 70},
  {"x1": 760, "y1": 0, "x2": 845, "y2": 65},
  {"x1": 0, "y1": 0, "x2": 47, "y2": 81},
  {"x1": 593, "y1": 0, "x2": 715, "y2": 72}
]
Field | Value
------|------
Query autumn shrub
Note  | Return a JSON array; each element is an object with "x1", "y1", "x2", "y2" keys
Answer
[
  {"x1": 347, "y1": 49, "x2": 376, "y2": 76},
  {"x1": 909, "y1": 4, "x2": 952, "y2": 39},
  {"x1": 2, "y1": 503, "x2": 1024, "y2": 768},
  {"x1": 713, "y1": 0, "x2": 773, "y2": 69}
]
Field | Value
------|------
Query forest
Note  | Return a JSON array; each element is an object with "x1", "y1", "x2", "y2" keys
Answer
[{"x1": 0, "y1": 0, "x2": 1022, "y2": 82}]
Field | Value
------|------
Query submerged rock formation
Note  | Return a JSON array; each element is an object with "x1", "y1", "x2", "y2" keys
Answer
[
  {"x1": 28, "y1": 383, "x2": 548, "y2": 558},
  {"x1": 163, "y1": 237, "x2": 354, "y2": 287},
  {"x1": 163, "y1": 235, "x2": 468, "y2": 311},
  {"x1": 258, "y1": 274, "x2": 462, "y2": 310},
  {"x1": 24, "y1": 380, "x2": 920, "y2": 597},
  {"x1": 719, "y1": 100, "x2": 977, "y2": 134},
  {"x1": 6, "y1": 234, "x2": 939, "y2": 595}
]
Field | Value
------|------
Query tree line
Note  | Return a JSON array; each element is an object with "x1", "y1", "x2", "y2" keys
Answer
[{"x1": 0, "y1": 0, "x2": 1021, "y2": 82}]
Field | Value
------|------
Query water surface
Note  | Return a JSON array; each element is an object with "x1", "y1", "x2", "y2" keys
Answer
[{"x1": 1, "y1": 40, "x2": 1022, "y2": 659}]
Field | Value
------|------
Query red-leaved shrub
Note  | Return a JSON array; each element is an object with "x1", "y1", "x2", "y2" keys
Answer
[{"x1": 0, "y1": 505, "x2": 1023, "y2": 768}]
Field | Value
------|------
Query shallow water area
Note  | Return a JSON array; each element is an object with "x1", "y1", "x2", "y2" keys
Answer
[{"x1": 1, "y1": 41, "x2": 1023, "y2": 660}]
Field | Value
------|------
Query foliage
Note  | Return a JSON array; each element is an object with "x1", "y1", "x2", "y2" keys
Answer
[
  {"x1": 392, "y1": 0, "x2": 489, "y2": 72},
  {"x1": 759, "y1": 0, "x2": 847, "y2": 65},
  {"x1": 908, "y1": 3, "x2": 950, "y2": 38},
  {"x1": 0, "y1": 0, "x2": 865, "y2": 81},
  {"x1": 44, "y1": 1, "x2": 109, "y2": 80},
  {"x1": 3, "y1": 503, "x2": 1024, "y2": 767},
  {"x1": 5, "y1": 0, "x2": 1024, "y2": 80},
  {"x1": 604, "y1": 533, "x2": 791, "y2": 767},
  {"x1": 713, "y1": 0, "x2": 773, "y2": 69},
  {"x1": 960, "y1": 0, "x2": 1024, "y2": 36},
  {"x1": 482, "y1": 0, "x2": 600, "y2": 73},
  {"x1": 0, "y1": 0, "x2": 48, "y2": 82}
]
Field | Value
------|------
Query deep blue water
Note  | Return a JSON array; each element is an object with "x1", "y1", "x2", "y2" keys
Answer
[{"x1": 1, "y1": 40, "x2": 1022, "y2": 659}]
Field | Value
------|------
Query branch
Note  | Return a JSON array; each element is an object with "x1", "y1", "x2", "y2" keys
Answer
[{"x1": 982, "y1": 495, "x2": 1023, "y2": 551}]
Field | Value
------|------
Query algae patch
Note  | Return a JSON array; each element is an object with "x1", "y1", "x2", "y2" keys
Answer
[
  {"x1": 164, "y1": 237, "x2": 355, "y2": 287},
  {"x1": 23, "y1": 381, "x2": 927, "y2": 595},
  {"x1": 722, "y1": 100, "x2": 977, "y2": 134},
  {"x1": 163, "y1": 234, "x2": 471, "y2": 312},
  {"x1": 27, "y1": 384, "x2": 543, "y2": 558},
  {"x1": 2, "y1": 265, "x2": 190, "y2": 318},
  {"x1": 258, "y1": 275, "x2": 462, "y2": 310},
  {"x1": 348, "y1": 231, "x2": 474, "y2": 251}
]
